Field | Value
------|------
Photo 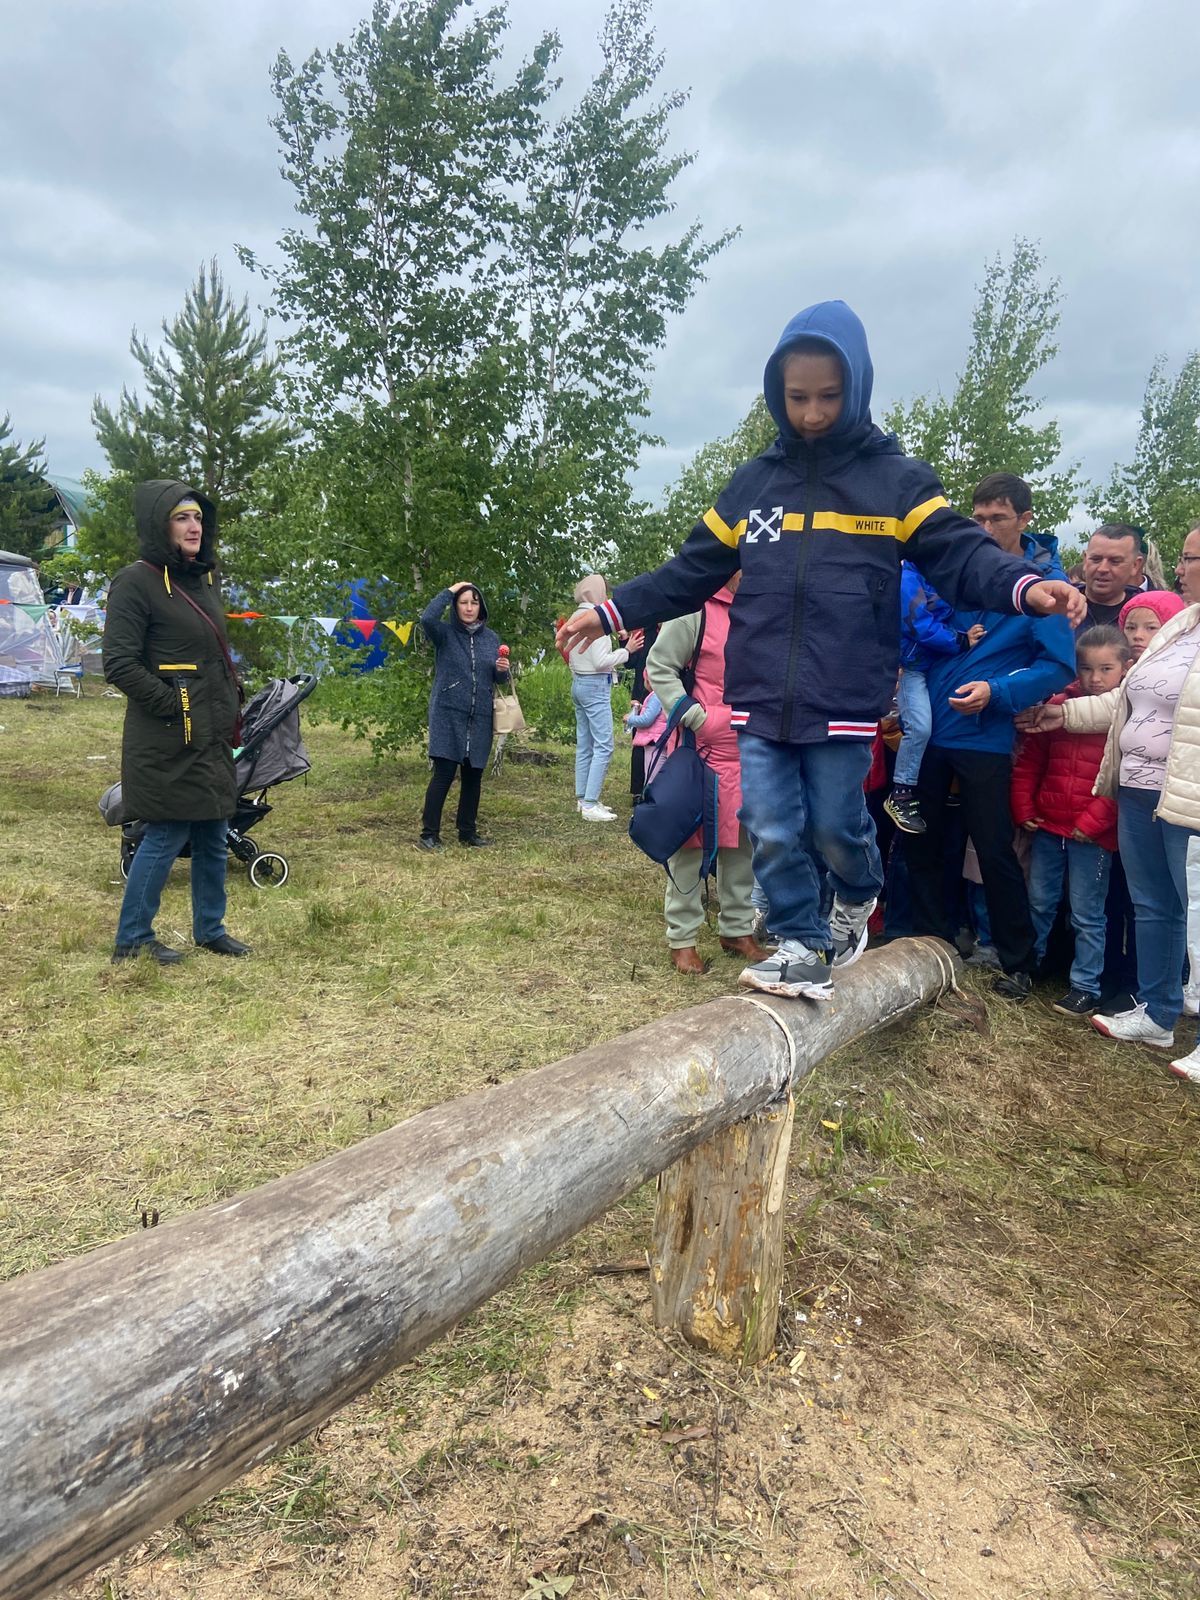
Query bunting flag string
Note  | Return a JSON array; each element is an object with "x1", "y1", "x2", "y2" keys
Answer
[{"x1": 3, "y1": 600, "x2": 421, "y2": 645}]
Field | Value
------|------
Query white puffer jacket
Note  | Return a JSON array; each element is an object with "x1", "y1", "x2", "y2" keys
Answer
[{"x1": 1062, "y1": 605, "x2": 1200, "y2": 828}]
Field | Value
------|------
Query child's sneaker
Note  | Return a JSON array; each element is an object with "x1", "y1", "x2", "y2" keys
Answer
[
  {"x1": 884, "y1": 785, "x2": 925, "y2": 834},
  {"x1": 738, "y1": 939, "x2": 833, "y2": 1001},
  {"x1": 1169, "y1": 1044, "x2": 1200, "y2": 1083},
  {"x1": 1183, "y1": 982, "x2": 1200, "y2": 1018},
  {"x1": 828, "y1": 896, "x2": 877, "y2": 968},
  {"x1": 1090, "y1": 1002, "x2": 1174, "y2": 1050},
  {"x1": 1053, "y1": 988, "x2": 1100, "y2": 1017}
]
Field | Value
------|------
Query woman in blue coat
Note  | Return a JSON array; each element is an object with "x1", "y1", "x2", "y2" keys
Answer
[{"x1": 419, "y1": 581, "x2": 509, "y2": 849}]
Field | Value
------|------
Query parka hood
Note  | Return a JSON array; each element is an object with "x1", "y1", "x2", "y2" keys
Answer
[
  {"x1": 134, "y1": 479, "x2": 217, "y2": 574},
  {"x1": 451, "y1": 582, "x2": 489, "y2": 628},
  {"x1": 763, "y1": 300, "x2": 876, "y2": 448}
]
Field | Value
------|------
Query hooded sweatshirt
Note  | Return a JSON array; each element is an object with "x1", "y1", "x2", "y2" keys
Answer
[
  {"x1": 101, "y1": 479, "x2": 241, "y2": 822},
  {"x1": 595, "y1": 301, "x2": 1052, "y2": 744},
  {"x1": 420, "y1": 585, "x2": 509, "y2": 768}
]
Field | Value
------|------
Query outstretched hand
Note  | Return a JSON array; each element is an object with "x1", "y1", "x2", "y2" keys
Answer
[
  {"x1": 1015, "y1": 702, "x2": 1066, "y2": 733},
  {"x1": 556, "y1": 607, "x2": 605, "y2": 654},
  {"x1": 1023, "y1": 580, "x2": 1086, "y2": 626}
]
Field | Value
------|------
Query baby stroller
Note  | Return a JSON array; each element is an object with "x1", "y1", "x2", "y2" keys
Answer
[{"x1": 100, "y1": 674, "x2": 318, "y2": 889}]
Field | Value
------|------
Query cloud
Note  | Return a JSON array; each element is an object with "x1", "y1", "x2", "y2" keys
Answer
[{"x1": 6, "y1": 0, "x2": 1198, "y2": 537}]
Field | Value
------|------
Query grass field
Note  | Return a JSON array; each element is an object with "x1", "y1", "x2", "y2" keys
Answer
[{"x1": 2, "y1": 688, "x2": 1199, "y2": 1599}]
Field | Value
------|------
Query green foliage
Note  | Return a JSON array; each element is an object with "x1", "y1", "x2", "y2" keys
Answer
[
  {"x1": 1088, "y1": 352, "x2": 1200, "y2": 566},
  {"x1": 622, "y1": 397, "x2": 775, "y2": 581},
  {"x1": 0, "y1": 415, "x2": 57, "y2": 559},
  {"x1": 240, "y1": 0, "x2": 728, "y2": 755},
  {"x1": 91, "y1": 258, "x2": 292, "y2": 572},
  {"x1": 70, "y1": 469, "x2": 140, "y2": 578},
  {"x1": 885, "y1": 239, "x2": 1080, "y2": 526}
]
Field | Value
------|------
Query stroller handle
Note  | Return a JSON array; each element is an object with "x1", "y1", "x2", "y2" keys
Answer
[{"x1": 231, "y1": 673, "x2": 320, "y2": 760}]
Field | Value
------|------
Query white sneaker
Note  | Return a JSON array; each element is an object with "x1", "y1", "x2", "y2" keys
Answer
[
  {"x1": 1169, "y1": 1043, "x2": 1200, "y2": 1083},
  {"x1": 580, "y1": 802, "x2": 616, "y2": 822},
  {"x1": 1090, "y1": 1002, "x2": 1175, "y2": 1050},
  {"x1": 828, "y1": 896, "x2": 877, "y2": 969},
  {"x1": 1183, "y1": 984, "x2": 1200, "y2": 1018}
]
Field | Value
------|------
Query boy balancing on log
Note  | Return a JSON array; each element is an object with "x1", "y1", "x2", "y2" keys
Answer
[{"x1": 557, "y1": 300, "x2": 1084, "y2": 999}]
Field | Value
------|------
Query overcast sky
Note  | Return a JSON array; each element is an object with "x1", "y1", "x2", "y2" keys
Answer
[{"x1": 5, "y1": 0, "x2": 1198, "y2": 531}]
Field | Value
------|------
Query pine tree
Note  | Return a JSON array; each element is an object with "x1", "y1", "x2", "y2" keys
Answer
[
  {"x1": 0, "y1": 416, "x2": 57, "y2": 559},
  {"x1": 91, "y1": 258, "x2": 291, "y2": 540}
]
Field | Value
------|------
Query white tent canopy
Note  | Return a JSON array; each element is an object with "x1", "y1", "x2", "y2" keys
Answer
[{"x1": 0, "y1": 550, "x2": 67, "y2": 696}]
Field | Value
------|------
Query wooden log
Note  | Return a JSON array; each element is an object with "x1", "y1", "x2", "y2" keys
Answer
[
  {"x1": 0, "y1": 937, "x2": 957, "y2": 1600},
  {"x1": 651, "y1": 1094, "x2": 795, "y2": 1363}
]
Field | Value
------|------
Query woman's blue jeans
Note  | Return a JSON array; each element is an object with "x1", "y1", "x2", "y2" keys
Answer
[
  {"x1": 572, "y1": 674, "x2": 615, "y2": 804},
  {"x1": 737, "y1": 732, "x2": 882, "y2": 950},
  {"x1": 116, "y1": 818, "x2": 230, "y2": 948},
  {"x1": 1026, "y1": 830, "x2": 1111, "y2": 994},
  {"x1": 1117, "y1": 786, "x2": 1192, "y2": 1028}
]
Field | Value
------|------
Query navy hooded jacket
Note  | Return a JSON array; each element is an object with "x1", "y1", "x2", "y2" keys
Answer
[
  {"x1": 923, "y1": 531, "x2": 1075, "y2": 754},
  {"x1": 598, "y1": 301, "x2": 1052, "y2": 744}
]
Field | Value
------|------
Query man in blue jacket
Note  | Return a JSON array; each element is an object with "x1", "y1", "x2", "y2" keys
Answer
[
  {"x1": 558, "y1": 309, "x2": 1084, "y2": 1000},
  {"x1": 905, "y1": 472, "x2": 1077, "y2": 999}
]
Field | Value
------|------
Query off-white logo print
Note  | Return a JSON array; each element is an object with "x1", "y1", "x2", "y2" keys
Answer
[{"x1": 745, "y1": 506, "x2": 783, "y2": 543}]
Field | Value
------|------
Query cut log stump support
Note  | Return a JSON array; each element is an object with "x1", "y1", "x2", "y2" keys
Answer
[
  {"x1": 651, "y1": 937, "x2": 962, "y2": 1364},
  {"x1": 651, "y1": 1093, "x2": 795, "y2": 1363}
]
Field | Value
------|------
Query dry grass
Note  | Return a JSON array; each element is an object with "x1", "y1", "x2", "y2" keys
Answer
[{"x1": 3, "y1": 688, "x2": 1200, "y2": 1599}]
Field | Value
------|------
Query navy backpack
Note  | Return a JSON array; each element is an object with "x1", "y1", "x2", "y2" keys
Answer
[{"x1": 627, "y1": 616, "x2": 719, "y2": 884}]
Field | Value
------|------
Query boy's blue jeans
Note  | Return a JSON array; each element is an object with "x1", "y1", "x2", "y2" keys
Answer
[
  {"x1": 116, "y1": 819, "x2": 230, "y2": 948},
  {"x1": 893, "y1": 669, "x2": 931, "y2": 788},
  {"x1": 1118, "y1": 786, "x2": 1192, "y2": 1028},
  {"x1": 737, "y1": 732, "x2": 882, "y2": 950},
  {"x1": 1026, "y1": 830, "x2": 1111, "y2": 995},
  {"x1": 571, "y1": 674, "x2": 615, "y2": 804}
]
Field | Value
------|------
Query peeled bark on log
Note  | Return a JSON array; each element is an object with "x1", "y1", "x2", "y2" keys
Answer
[
  {"x1": 0, "y1": 937, "x2": 957, "y2": 1600},
  {"x1": 651, "y1": 1094, "x2": 795, "y2": 1362}
]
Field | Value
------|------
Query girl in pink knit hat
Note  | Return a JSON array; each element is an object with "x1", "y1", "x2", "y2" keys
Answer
[{"x1": 1118, "y1": 590, "x2": 1186, "y2": 660}]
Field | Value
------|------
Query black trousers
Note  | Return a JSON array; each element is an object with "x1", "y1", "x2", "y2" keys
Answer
[
  {"x1": 904, "y1": 744, "x2": 1036, "y2": 976},
  {"x1": 421, "y1": 757, "x2": 483, "y2": 840}
]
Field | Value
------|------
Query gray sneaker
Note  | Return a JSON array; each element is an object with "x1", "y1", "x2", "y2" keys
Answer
[
  {"x1": 828, "y1": 896, "x2": 877, "y2": 969},
  {"x1": 738, "y1": 939, "x2": 833, "y2": 1001}
]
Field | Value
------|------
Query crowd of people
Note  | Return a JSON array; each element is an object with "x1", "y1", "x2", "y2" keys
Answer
[{"x1": 100, "y1": 300, "x2": 1200, "y2": 1093}]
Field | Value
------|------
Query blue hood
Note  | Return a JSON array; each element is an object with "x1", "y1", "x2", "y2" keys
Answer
[{"x1": 763, "y1": 300, "x2": 874, "y2": 445}]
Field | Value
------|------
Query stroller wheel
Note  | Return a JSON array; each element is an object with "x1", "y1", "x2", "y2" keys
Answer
[
  {"x1": 119, "y1": 839, "x2": 138, "y2": 881},
  {"x1": 248, "y1": 851, "x2": 289, "y2": 889}
]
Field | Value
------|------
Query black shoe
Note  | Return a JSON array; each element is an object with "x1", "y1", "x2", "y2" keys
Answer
[
  {"x1": 993, "y1": 970, "x2": 1033, "y2": 1002},
  {"x1": 459, "y1": 833, "x2": 492, "y2": 847},
  {"x1": 1053, "y1": 987, "x2": 1100, "y2": 1017},
  {"x1": 418, "y1": 833, "x2": 443, "y2": 851},
  {"x1": 883, "y1": 786, "x2": 926, "y2": 835},
  {"x1": 112, "y1": 940, "x2": 184, "y2": 966},
  {"x1": 198, "y1": 934, "x2": 252, "y2": 957}
]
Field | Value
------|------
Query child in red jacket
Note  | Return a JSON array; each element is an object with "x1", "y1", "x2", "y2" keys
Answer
[{"x1": 1010, "y1": 625, "x2": 1130, "y2": 1016}]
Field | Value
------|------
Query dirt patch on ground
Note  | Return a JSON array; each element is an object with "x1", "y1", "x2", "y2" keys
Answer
[{"x1": 87, "y1": 1273, "x2": 1125, "y2": 1600}]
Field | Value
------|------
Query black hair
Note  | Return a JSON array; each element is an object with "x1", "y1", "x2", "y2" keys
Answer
[
  {"x1": 971, "y1": 472, "x2": 1032, "y2": 516},
  {"x1": 1090, "y1": 522, "x2": 1145, "y2": 554},
  {"x1": 1076, "y1": 624, "x2": 1131, "y2": 663}
]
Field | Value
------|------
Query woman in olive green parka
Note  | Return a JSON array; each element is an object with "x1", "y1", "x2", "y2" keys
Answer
[{"x1": 102, "y1": 480, "x2": 249, "y2": 963}]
